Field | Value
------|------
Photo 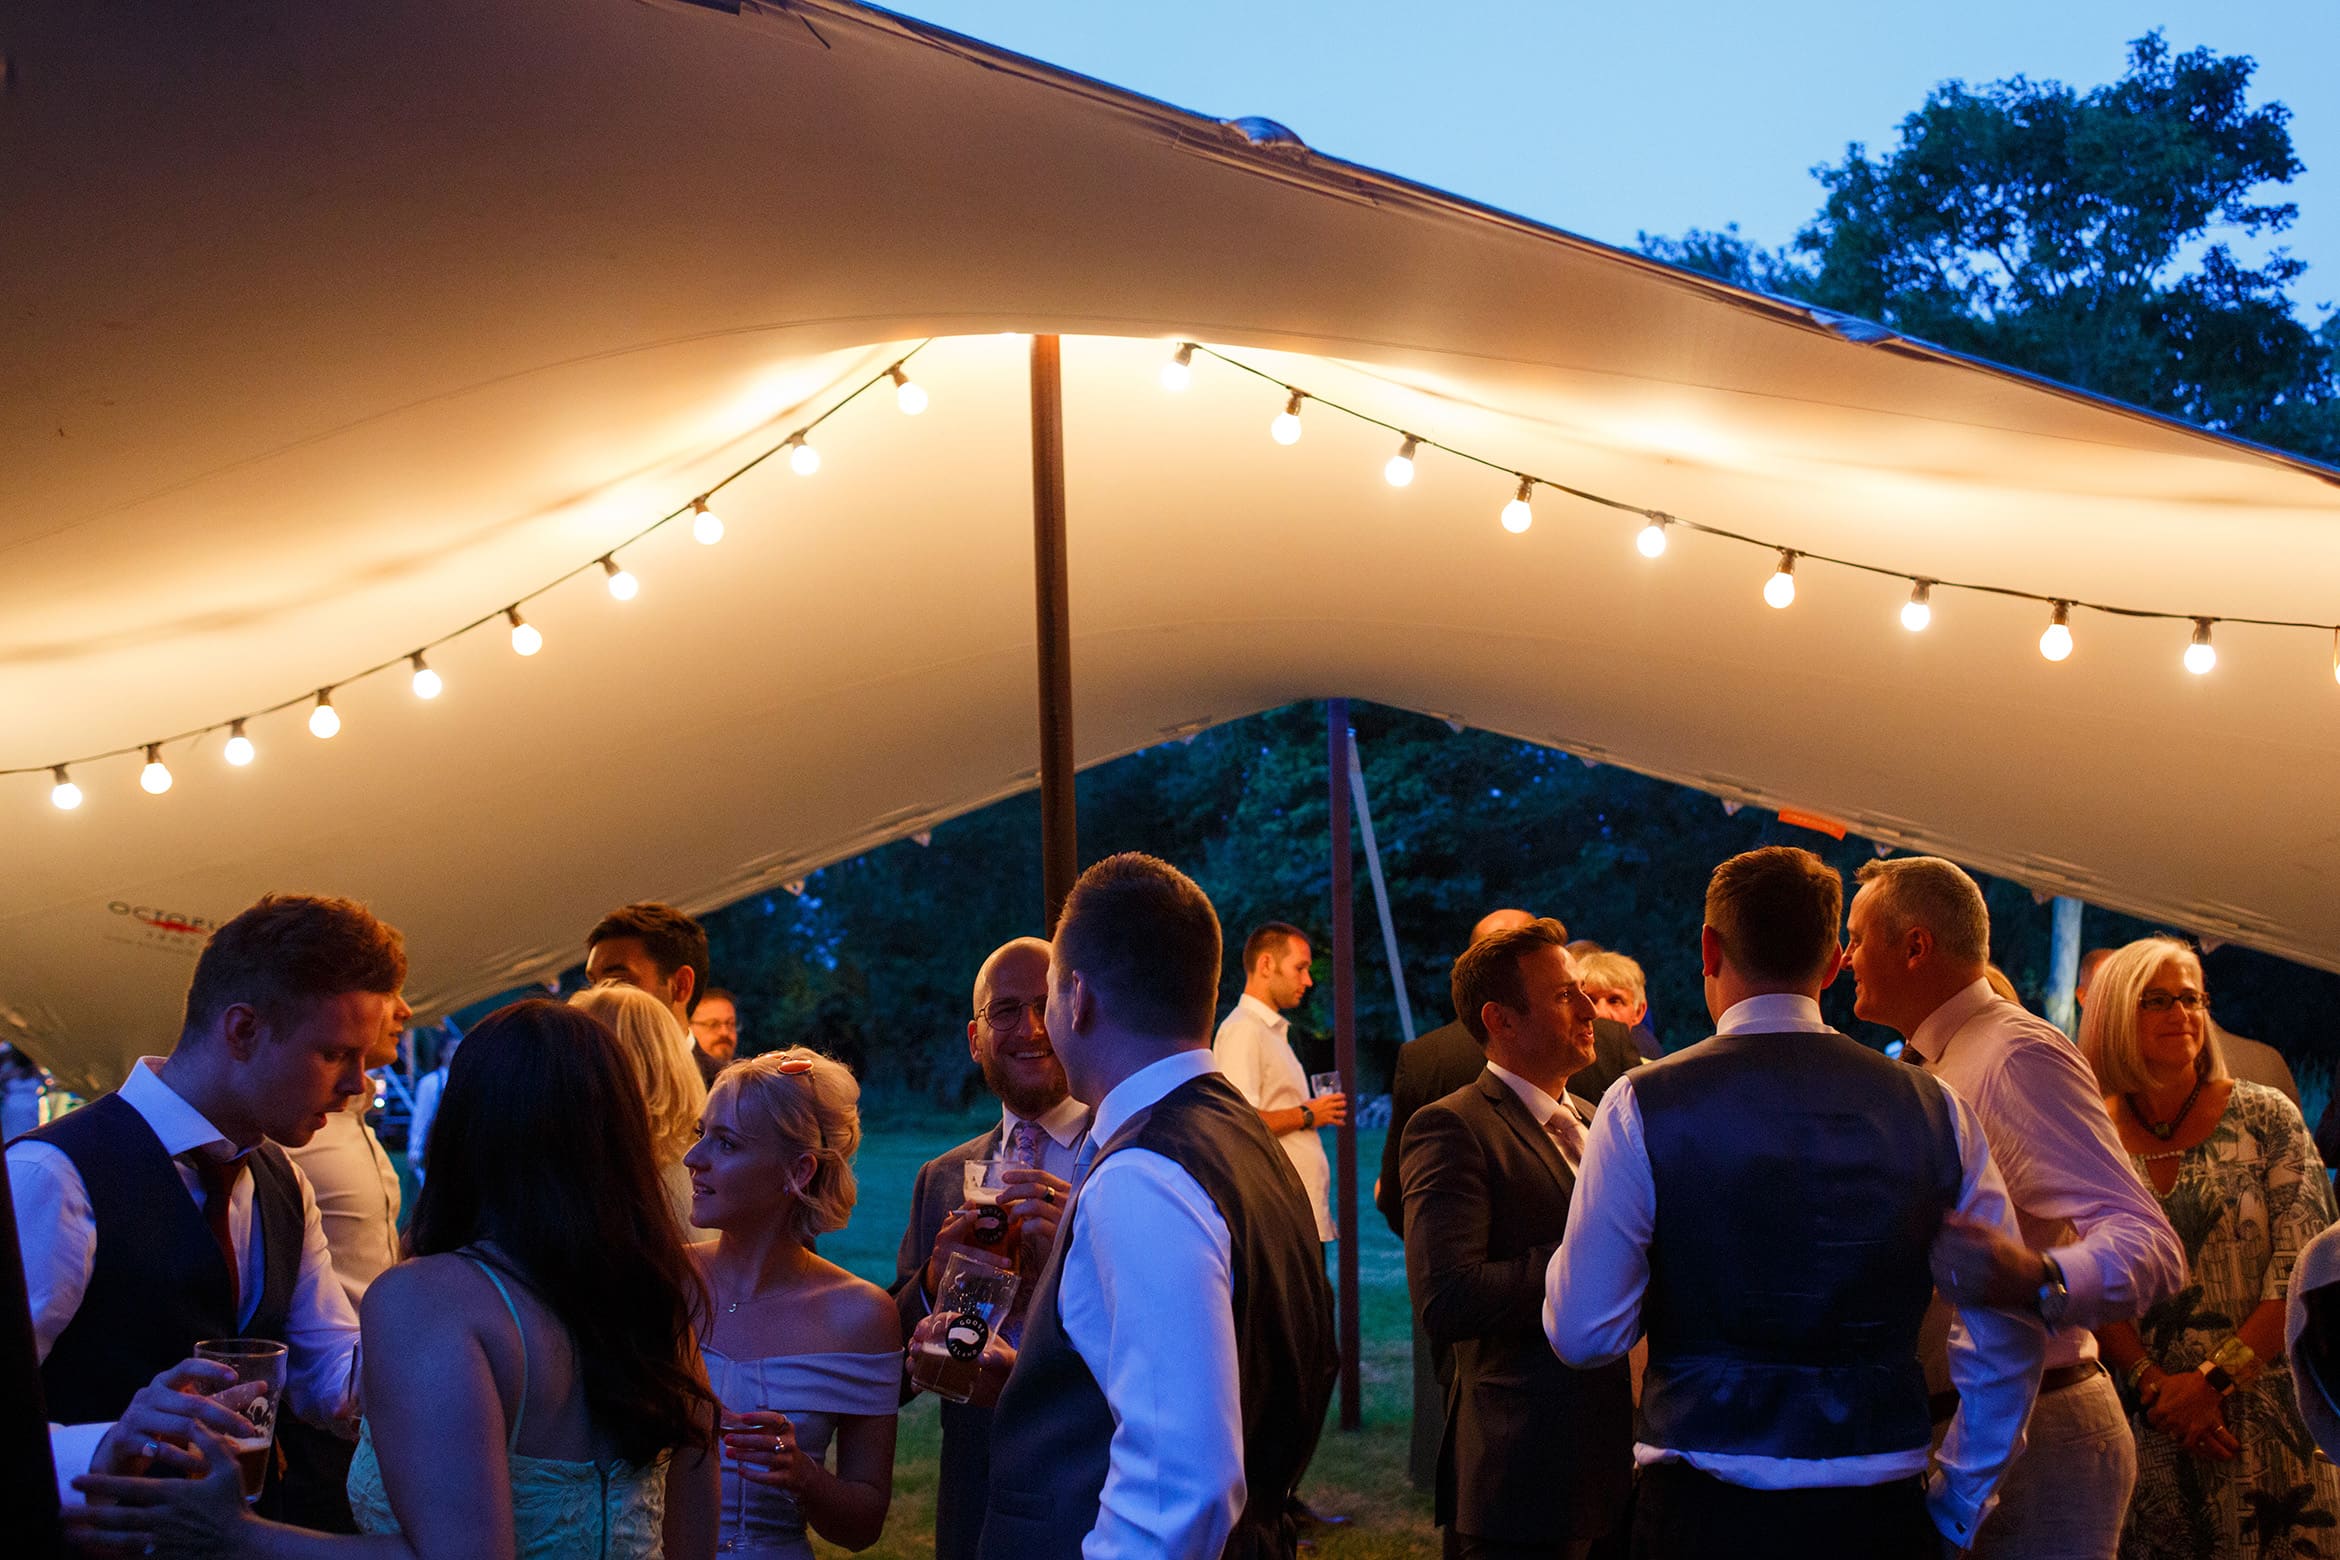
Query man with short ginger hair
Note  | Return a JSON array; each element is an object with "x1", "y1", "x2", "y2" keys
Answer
[
  {"x1": 1848, "y1": 858, "x2": 2181, "y2": 1559},
  {"x1": 1549, "y1": 848, "x2": 2043, "y2": 1558}
]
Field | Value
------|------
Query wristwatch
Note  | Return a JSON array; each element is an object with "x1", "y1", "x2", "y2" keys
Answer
[
  {"x1": 1299, "y1": 1102, "x2": 1315, "y2": 1129},
  {"x1": 2035, "y1": 1255, "x2": 2070, "y2": 1326}
]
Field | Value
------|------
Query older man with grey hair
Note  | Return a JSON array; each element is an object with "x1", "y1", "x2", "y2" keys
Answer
[{"x1": 1845, "y1": 857, "x2": 2185, "y2": 1559}]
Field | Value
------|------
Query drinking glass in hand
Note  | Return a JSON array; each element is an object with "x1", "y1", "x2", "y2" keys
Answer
[
  {"x1": 962, "y1": 1158, "x2": 1017, "y2": 1249},
  {"x1": 1308, "y1": 1071, "x2": 1342, "y2": 1102},
  {"x1": 908, "y1": 1252, "x2": 1019, "y2": 1403},
  {"x1": 194, "y1": 1338, "x2": 287, "y2": 1504}
]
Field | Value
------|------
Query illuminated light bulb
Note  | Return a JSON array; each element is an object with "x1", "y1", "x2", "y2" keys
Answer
[
  {"x1": 50, "y1": 766, "x2": 81, "y2": 811},
  {"x1": 224, "y1": 720, "x2": 256, "y2": 767},
  {"x1": 140, "y1": 744, "x2": 173, "y2": 795},
  {"x1": 889, "y1": 365, "x2": 928, "y2": 415},
  {"x1": 1636, "y1": 518, "x2": 1670, "y2": 558},
  {"x1": 1384, "y1": 435, "x2": 1419, "y2": 488},
  {"x1": 1500, "y1": 477, "x2": 1534, "y2": 534},
  {"x1": 2039, "y1": 601, "x2": 2074, "y2": 662},
  {"x1": 602, "y1": 556, "x2": 639, "y2": 601},
  {"x1": 308, "y1": 690, "x2": 340, "y2": 740},
  {"x1": 1270, "y1": 392, "x2": 1304, "y2": 446},
  {"x1": 1159, "y1": 343, "x2": 1194, "y2": 392},
  {"x1": 1901, "y1": 580, "x2": 1933, "y2": 633},
  {"x1": 787, "y1": 436, "x2": 821, "y2": 477},
  {"x1": 2184, "y1": 618, "x2": 2216, "y2": 676},
  {"x1": 507, "y1": 607, "x2": 542, "y2": 657},
  {"x1": 1763, "y1": 551, "x2": 1798, "y2": 610},
  {"x1": 691, "y1": 498, "x2": 724, "y2": 546},
  {"x1": 410, "y1": 653, "x2": 442, "y2": 700}
]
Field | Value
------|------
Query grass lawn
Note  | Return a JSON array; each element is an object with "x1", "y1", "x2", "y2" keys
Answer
[{"x1": 813, "y1": 1109, "x2": 1439, "y2": 1560}]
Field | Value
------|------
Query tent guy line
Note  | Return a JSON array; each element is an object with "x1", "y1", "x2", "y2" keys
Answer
[
  {"x1": 1185, "y1": 342, "x2": 2340, "y2": 657},
  {"x1": 20, "y1": 323, "x2": 2340, "y2": 812},
  {"x1": 16, "y1": 343, "x2": 937, "y2": 803}
]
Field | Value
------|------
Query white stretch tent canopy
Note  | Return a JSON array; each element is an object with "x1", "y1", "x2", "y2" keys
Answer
[{"x1": 6, "y1": 0, "x2": 2339, "y2": 1092}]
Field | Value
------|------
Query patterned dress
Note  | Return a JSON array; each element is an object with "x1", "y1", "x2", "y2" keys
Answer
[{"x1": 2122, "y1": 1080, "x2": 2340, "y2": 1560}]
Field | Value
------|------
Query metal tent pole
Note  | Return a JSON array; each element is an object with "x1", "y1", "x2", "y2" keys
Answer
[
  {"x1": 1345, "y1": 732, "x2": 1416, "y2": 1046},
  {"x1": 1327, "y1": 700, "x2": 1362, "y2": 1430},
  {"x1": 1030, "y1": 334, "x2": 1077, "y2": 932}
]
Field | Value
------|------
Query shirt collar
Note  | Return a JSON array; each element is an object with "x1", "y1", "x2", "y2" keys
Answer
[
  {"x1": 1482, "y1": 1060, "x2": 1581, "y2": 1128},
  {"x1": 1714, "y1": 993, "x2": 1829, "y2": 1037},
  {"x1": 1090, "y1": 1048, "x2": 1221, "y2": 1147},
  {"x1": 1907, "y1": 978, "x2": 1999, "y2": 1063},
  {"x1": 1002, "y1": 1093, "x2": 1092, "y2": 1150},
  {"x1": 119, "y1": 1056, "x2": 242, "y2": 1160},
  {"x1": 1236, "y1": 993, "x2": 1289, "y2": 1034}
]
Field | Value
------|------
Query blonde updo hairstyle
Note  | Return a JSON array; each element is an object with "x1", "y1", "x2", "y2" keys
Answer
[
  {"x1": 711, "y1": 1047, "x2": 862, "y2": 1243},
  {"x1": 567, "y1": 983, "x2": 708, "y2": 1169},
  {"x1": 2079, "y1": 935, "x2": 2227, "y2": 1096}
]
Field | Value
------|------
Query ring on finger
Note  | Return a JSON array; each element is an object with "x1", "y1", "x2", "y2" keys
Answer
[{"x1": 141, "y1": 1438, "x2": 161, "y2": 1459}]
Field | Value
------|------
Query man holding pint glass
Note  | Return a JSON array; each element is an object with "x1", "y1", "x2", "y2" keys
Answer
[
  {"x1": 8, "y1": 895, "x2": 392, "y2": 1517},
  {"x1": 891, "y1": 937, "x2": 1086, "y2": 1560}
]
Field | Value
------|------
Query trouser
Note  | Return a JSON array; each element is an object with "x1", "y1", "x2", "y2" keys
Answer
[
  {"x1": 1409, "y1": 1311, "x2": 1445, "y2": 1491},
  {"x1": 1630, "y1": 1463, "x2": 1934, "y2": 1560},
  {"x1": 1445, "y1": 1532, "x2": 1595, "y2": 1560},
  {"x1": 1962, "y1": 1370, "x2": 2134, "y2": 1560}
]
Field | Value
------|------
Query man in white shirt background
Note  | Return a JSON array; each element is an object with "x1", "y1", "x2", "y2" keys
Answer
[
  {"x1": 1547, "y1": 847, "x2": 2044, "y2": 1559},
  {"x1": 977, "y1": 854, "x2": 1337, "y2": 1560},
  {"x1": 9, "y1": 893, "x2": 385, "y2": 1520},
  {"x1": 1850, "y1": 858, "x2": 2184, "y2": 1559},
  {"x1": 1214, "y1": 921, "x2": 1346, "y2": 1246}
]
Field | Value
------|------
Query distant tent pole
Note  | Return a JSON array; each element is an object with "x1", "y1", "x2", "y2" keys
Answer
[
  {"x1": 1327, "y1": 700, "x2": 1363, "y2": 1430},
  {"x1": 2046, "y1": 896, "x2": 2083, "y2": 1038},
  {"x1": 1030, "y1": 334, "x2": 1077, "y2": 933},
  {"x1": 1346, "y1": 733, "x2": 1416, "y2": 1046}
]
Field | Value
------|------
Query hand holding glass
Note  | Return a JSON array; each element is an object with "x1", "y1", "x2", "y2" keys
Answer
[
  {"x1": 908, "y1": 1253, "x2": 1020, "y2": 1403},
  {"x1": 193, "y1": 1339, "x2": 287, "y2": 1504}
]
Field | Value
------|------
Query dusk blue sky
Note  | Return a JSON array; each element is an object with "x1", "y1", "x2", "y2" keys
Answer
[{"x1": 892, "y1": 2, "x2": 2339, "y2": 320}]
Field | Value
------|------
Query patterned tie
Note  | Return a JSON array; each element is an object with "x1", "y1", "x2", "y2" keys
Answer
[
  {"x1": 1007, "y1": 1119, "x2": 1044, "y2": 1169},
  {"x1": 188, "y1": 1151, "x2": 245, "y2": 1318},
  {"x1": 1543, "y1": 1106, "x2": 1587, "y2": 1172}
]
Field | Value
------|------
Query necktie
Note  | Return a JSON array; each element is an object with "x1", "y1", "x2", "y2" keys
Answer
[
  {"x1": 1007, "y1": 1119, "x2": 1044, "y2": 1169},
  {"x1": 1543, "y1": 1107, "x2": 1587, "y2": 1171},
  {"x1": 188, "y1": 1152, "x2": 245, "y2": 1318}
]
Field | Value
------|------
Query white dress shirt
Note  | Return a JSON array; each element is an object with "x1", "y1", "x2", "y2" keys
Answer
[
  {"x1": 1906, "y1": 977, "x2": 2184, "y2": 1368},
  {"x1": 1059, "y1": 1048, "x2": 1244, "y2": 1560},
  {"x1": 1482, "y1": 1060, "x2": 1589, "y2": 1170},
  {"x1": 1213, "y1": 994, "x2": 1334, "y2": 1240},
  {"x1": 406, "y1": 1064, "x2": 448, "y2": 1182},
  {"x1": 1000, "y1": 1093, "x2": 1092, "y2": 1180},
  {"x1": 7, "y1": 1059, "x2": 363, "y2": 1447},
  {"x1": 282, "y1": 1088, "x2": 403, "y2": 1307},
  {"x1": 1542, "y1": 994, "x2": 2045, "y2": 1549}
]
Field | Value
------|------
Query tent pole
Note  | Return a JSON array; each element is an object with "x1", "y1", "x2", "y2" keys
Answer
[
  {"x1": 1346, "y1": 733, "x2": 1416, "y2": 1046},
  {"x1": 1327, "y1": 700, "x2": 1362, "y2": 1430},
  {"x1": 0, "y1": 1140, "x2": 64, "y2": 1557},
  {"x1": 1030, "y1": 334, "x2": 1077, "y2": 933}
]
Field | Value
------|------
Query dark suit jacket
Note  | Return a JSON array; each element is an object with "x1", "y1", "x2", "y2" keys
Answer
[
  {"x1": 1377, "y1": 1017, "x2": 1642, "y2": 1237},
  {"x1": 1400, "y1": 1073, "x2": 1633, "y2": 1545},
  {"x1": 890, "y1": 1123, "x2": 1006, "y2": 1560}
]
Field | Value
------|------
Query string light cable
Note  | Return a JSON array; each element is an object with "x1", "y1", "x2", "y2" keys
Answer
[
  {"x1": 1178, "y1": 340, "x2": 2340, "y2": 657},
  {"x1": 11, "y1": 342, "x2": 933, "y2": 797}
]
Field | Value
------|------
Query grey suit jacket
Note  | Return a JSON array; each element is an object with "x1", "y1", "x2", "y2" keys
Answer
[
  {"x1": 1400, "y1": 1072, "x2": 1633, "y2": 1544},
  {"x1": 890, "y1": 1124, "x2": 1004, "y2": 1560}
]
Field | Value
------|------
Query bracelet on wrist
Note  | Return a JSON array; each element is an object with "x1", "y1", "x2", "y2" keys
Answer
[{"x1": 2123, "y1": 1357, "x2": 2155, "y2": 1393}]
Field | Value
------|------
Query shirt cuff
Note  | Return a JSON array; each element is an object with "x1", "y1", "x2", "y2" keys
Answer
[
  {"x1": 51, "y1": 1421, "x2": 107, "y2": 1507},
  {"x1": 1927, "y1": 1464, "x2": 1989, "y2": 1549},
  {"x1": 2051, "y1": 1241, "x2": 2106, "y2": 1326}
]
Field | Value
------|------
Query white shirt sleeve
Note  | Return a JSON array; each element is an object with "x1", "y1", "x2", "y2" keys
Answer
[
  {"x1": 280, "y1": 1158, "x2": 364, "y2": 1430},
  {"x1": 49, "y1": 1421, "x2": 109, "y2": 1506},
  {"x1": 1929, "y1": 1092, "x2": 2048, "y2": 1548},
  {"x1": 1211, "y1": 1019, "x2": 1266, "y2": 1108},
  {"x1": 1058, "y1": 1147, "x2": 1244, "y2": 1560},
  {"x1": 8, "y1": 1141, "x2": 96, "y2": 1361},
  {"x1": 1543, "y1": 1078, "x2": 1653, "y2": 1368}
]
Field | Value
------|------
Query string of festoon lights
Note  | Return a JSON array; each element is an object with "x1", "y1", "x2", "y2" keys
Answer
[
  {"x1": 1163, "y1": 340, "x2": 2340, "y2": 684},
  {"x1": 21, "y1": 344, "x2": 938, "y2": 812}
]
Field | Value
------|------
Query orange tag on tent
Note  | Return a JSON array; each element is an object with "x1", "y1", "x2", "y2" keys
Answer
[{"x1": 1776, "y1": 808, "x2": 1849, "y2": 840}]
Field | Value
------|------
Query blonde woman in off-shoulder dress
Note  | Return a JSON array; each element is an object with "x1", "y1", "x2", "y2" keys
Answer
[{"x1": 2084, "y1": 937, "x2": 2340, "y2": 1560}]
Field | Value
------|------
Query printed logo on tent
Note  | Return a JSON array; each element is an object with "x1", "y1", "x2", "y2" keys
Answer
[{"x1": 103, "y1": 901, "x2": 219, "y2": 956}]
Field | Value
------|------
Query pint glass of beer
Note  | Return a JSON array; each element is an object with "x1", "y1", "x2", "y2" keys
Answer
[
  {"x1": 907, "y1": 1253, "x2": 1019, "y2": 1403},
  {"x1": 194, "y1": 1338, "x2": 288, "y2": 1504}
]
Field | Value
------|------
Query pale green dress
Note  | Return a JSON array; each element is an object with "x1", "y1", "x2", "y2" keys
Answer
[{"x1": 347, "y1": 1257, "x2": 668, "y2": 1558}]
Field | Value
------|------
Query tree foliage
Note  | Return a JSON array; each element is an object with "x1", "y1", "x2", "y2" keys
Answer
[{"x1": 1643, "y1": 33, "x2": 2340, "y2": 463}]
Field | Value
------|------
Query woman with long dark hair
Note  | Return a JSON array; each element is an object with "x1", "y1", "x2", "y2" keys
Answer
[{"x1": 69, "y1": 998, "x2": 721, "y2": 1558}]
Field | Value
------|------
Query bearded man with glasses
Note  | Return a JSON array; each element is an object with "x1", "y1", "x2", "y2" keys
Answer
[{"x1": 889, "y1": 936, "x2": 1087, "y2": 1560}]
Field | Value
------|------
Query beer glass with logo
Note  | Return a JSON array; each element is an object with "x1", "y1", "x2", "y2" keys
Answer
[
  {"x1": 195, "y1": 1338, "x2": 288, "y2": 1504},
  {"x1": 907, "y1": 1252, "x2": 1019, "y2": 1403}
]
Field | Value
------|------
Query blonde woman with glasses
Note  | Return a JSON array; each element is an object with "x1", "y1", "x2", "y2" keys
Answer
[
  {"x1": 571, "y1": 983, "x2": 710, "y2": 1237},
  {"x1": 2082, "y1": 936, "x2": 2338, "y2": 1560}
]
